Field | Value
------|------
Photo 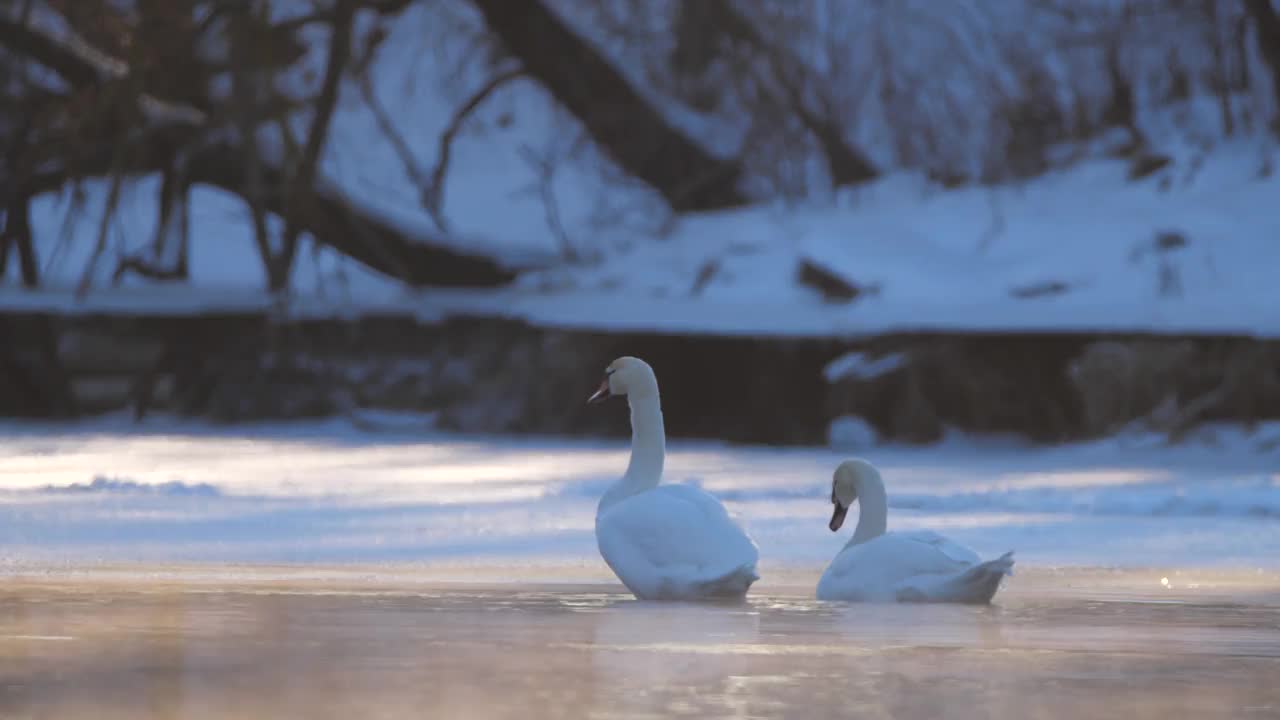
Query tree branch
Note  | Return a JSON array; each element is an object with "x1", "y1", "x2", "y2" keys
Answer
[
  {"x1": 468, "y1": 0, "x2": 747, "y2": 212},
  {"x1": 0, "y1": 194, "x2": 39, "y2": 288},
  {"x1": 295, "y1": 5, "x2": 353, "y2": 190},
  {"x1": 0, "y1": 16, "x2": 101, "y2": 87},
  {"x1": 516, "y1": 142, "x2": 576, "y2": 262},
  {"x1": 272, "y1": 0, "x2": 357, "y2": 291},
  {"x1": 704, "y1": 0, "x2": 877, "y2": 187},
  {"x1": 359, "y1": 69, "x2": 429, "y2": 207},
  {"x1": 422, "y1": 66, "x2": 524, "y2": 228},
  {"x1": 271, "y1": 0, "x2": 418, "y2": 33},
  {"x1": 112, "y1": 161, "x2": 190, "y2": 284},
  {"x1": 76, "y1": 167, "x2": 124, "y2": 297},
  {"x1": 1244, "y1": 0, "x2": 1280, "y2": 116}
]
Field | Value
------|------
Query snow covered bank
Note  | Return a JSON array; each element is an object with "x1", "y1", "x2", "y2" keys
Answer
[
  {"x1": 6, "y1": 0, "x2": 1278, "y2": 342},
  {"x1": 500, "y1": 144, "x2": 1280, "y2": 338},
  {"x1": 11, "y1": 143, "x2": 1279, "y2": 339}
]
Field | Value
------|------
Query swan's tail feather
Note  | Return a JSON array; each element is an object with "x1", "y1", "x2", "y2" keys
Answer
[
  {"x1": 912, "y1": 551, "x2": 1015, "y2": 605},
  {"x1": 692, "y1": 563, "x2": 759, "y2": 599}
]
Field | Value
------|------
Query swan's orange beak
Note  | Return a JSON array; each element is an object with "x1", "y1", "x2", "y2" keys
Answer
[
  {"x1": 587, "y1": 377, "x2": 611, "y2": 404},
  {"x1": 828, "y1": 503, "x2": 848, "y2": 532}
]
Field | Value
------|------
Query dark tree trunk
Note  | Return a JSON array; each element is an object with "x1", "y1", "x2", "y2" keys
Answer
[
  {"x1": 1, "y1": 195, "x2": 40, "y2": 288},
  {"x1": 152, "y1": 163, "x2": 190, "y2": 279},
  {"x1": 809, "y1": 118, "x2": 878, "y2": 188},
  {"x1": 271, "y1": 0, "x2": 356, "y2": 292},
  {"x1": 0, "y1": 106, "x2": 38, "y2": 288},
  {"x1": 193, "y1": 141, "x2": 518, "y2": 287},
  {"x1": 671, "y1": 0, "x2": 877, "y2": 188},
  {"x1": 112, "y1": 162, "x2": 190, "y2": 283},
  {"x1": 1245, "y1": 0, "x2": 1280, "y2": 119},
  {"x1": 467, "y1": 0, "x2": 748, "y2": 212},
  {"x1": 0, "y1": 186, "x2": 39, "y2": 288}
]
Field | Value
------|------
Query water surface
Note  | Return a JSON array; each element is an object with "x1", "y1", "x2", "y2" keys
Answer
[{"x1": 2, "y1": 570, "x2": 1277, "y2": 719}]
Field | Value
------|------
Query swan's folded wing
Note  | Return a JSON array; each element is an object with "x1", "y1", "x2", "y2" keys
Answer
[
  {"x1": 819, "y1": 532, "x2": 975, "y2": 600},
  {"x1": 597, "y1": 484, "x2": 759, "y2": 588},
  {"x1": 817, "y1": 540, "x2": 909, "y2": 601},
  {"x1": 896, "y1": 530, "x2": 982, "y2": 566}
]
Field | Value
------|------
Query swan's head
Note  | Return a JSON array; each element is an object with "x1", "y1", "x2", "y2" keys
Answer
[
  {"x1": 828, "y1": 458, "x2": 881, "y2": 531},
  {"x1": 587, "y1": 356, "x2": 658, "y2": 404}
]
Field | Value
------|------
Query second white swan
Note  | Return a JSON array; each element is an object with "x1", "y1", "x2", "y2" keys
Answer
[
  {"x1": 588, "y1": 356, "x2": 760, "y2": 601},
  {"x1": 816, "y1": 458, "x2": 1014, "y2": 604}
]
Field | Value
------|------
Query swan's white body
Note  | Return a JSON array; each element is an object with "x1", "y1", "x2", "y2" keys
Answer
[
  {"x1": 597, "y1": 484, "x2": 760, "y2": 600},
  {"x1": 817, "y1": 459, "x2": 1013, "y2": 604},
  {"x1": 590, "y1": 357, "x2": 759, "y2": 601}
]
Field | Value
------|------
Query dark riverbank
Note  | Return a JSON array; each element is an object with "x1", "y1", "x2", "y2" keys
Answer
[{"x1": 3, "y1": 306, "x2": 1277, "y2": 446}]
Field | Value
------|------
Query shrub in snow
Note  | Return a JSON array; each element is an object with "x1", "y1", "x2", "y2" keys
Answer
[
  {"x1": 824, "y1": 339, "x2": 1090, "y2": 445},
  {"x1": 827, "y1": 415, "x2": 878, "y2": 449},
  {"x1": 1068, "y1": 339, "x2": 1280, "y2": 442},
  {"x1": 1069, "y1": 340, "x2": 1196, "y2": 437}
]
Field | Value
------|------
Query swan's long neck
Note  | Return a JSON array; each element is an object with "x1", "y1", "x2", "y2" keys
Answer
[
  {"x1": 599, "y1": 391, "x2": 665, "y2": 513},
  {"x1": 623, "y1": 392, "x2": 665, "y2": 485},
  {"x1": 848, "y1": 473, "x2": 888, "y2": 547}
]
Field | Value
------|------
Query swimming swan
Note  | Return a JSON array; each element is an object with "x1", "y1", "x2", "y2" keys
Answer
[
  {"x1": 588, "y1": 356, "x2": 760, "y2": 600},
  {"x1": 816, "y1": 458, "x2": 1014, "y2": 603}
]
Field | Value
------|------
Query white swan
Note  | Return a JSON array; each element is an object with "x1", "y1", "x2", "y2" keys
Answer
[
  {"x1": 588, "y1": 356, "x2": 760, "y2": 601},
  {"x1": 816, "y1": 458, "x2": 1014, "y2": 604}
]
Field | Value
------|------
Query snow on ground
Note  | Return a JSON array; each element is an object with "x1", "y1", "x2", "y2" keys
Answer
[
  {"x1": 12, "y1": 140, "x2": 1280, "y2": 336},
  {"x1": 500, "y1": 138, "x2": 1280, "y2": 337},
  {"x1": 1, "y1": 418, "x2": 1277, "y2": 573},
  {"x1": 6, "y1": 3, "x2": 1279, "y2": 339}
]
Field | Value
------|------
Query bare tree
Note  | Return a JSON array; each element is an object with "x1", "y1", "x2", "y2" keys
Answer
[
  {"x1": 0, "y1": 1, "x2": 518, "y2": 290},
  {"x1": 467, "y1": 0, "x2": 748, "y2": 212},
  {"x1": 670, "y1": 0, "x2": 878, "y2": 190},
  {"x1": 0, "y1": 46, "x2": 39, "y2": 287},
  {"x1": 421, "y1": 65, "x2": 525, "y2": 231},
  {"x1": 269, "y1": 0, "x2": 357, "y2": 292}
]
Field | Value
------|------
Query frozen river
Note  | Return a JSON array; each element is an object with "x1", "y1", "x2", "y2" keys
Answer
[
  {"x1": 1, "y1": 419, "x2": 1278, "y2": 718},
  {"x1": 1, "y1": 570, "x2": 1278, "y2": 720},
  {"x1": 1, "y1": 418, "x2": 1277, "y2": 570}
]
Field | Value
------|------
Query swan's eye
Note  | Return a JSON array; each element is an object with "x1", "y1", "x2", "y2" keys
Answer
[{"x1": 605, "y1": 368, "x2": 616, "y2": 377}]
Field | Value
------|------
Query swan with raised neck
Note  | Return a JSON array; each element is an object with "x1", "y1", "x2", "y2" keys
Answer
[
  {"x1": 828, "y1": 458, "x2": 889, "y2": 547},
  {"x1": 587, "y1": 356, "x2": 665, "y2": 512}
]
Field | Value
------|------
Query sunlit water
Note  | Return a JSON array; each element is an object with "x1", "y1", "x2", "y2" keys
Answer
[
  {"x1": 1, "y1": 418, "x2": 1278, "y2": 569},
  {"x1": 1, "y1": 572, "x2": 1278, "y2": 720}
]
